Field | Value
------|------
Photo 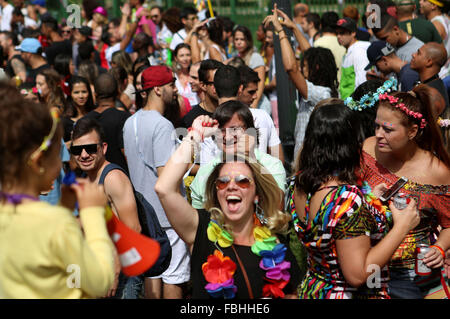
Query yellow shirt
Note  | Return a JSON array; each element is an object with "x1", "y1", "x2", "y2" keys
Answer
[{"x1": 0, "y1": 201, "x2": 115, "y2": 299}]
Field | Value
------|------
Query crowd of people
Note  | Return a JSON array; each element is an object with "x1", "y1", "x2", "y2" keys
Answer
[{"x1": 0, "y1": 0, "x2": 449, "y2": 300}]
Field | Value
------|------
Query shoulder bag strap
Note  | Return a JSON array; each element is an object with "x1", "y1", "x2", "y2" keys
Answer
[{"x1": 231, "y1": 244, "x2": 254, "y2": 299}]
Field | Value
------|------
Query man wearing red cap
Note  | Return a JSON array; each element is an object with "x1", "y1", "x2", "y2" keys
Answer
[{"x1": 123, "y1": 65, "x2": 190, "y2": 299}]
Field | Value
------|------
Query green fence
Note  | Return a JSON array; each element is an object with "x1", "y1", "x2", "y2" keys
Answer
[
  {"x1": 51, "y1": 0, "x2": 369, "y2": 35},
  {"x1": 163, "y1": 0, "x2": 368, "y2": 37}
]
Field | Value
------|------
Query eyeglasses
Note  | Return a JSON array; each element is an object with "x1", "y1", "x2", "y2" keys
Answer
[
  {"x1": 221, "y1": 127, "x2": 244, "y2": 135},
  {"x1": 215, "y1": 175, "x2": 253, "y2": 190},
  {"x1": 70, "y1": 143, "x2": 100, "y2": 155},
  {"x1": 61, "y1": 30, "x2": 71, "y2": 34}
]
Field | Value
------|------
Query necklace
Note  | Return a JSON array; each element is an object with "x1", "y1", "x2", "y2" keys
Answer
[
  {"x1": 202, "y1": 217, "x2": 291, "y2": 299},
  {"x1": 0, "y1": 191, "x2": 39, "y2": 205}
]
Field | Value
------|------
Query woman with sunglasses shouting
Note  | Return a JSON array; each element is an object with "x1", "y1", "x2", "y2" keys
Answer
[
  {"x1": 0, "y1": 84, "x2": 115, "y2": 298},
  {"x1": 155, "y1": 115, "x2": 301, "y2": 299}
]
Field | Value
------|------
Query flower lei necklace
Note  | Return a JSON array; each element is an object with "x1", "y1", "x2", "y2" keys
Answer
[{"x1": 202, "y1": 216, "x2": 291, "y2": 299}]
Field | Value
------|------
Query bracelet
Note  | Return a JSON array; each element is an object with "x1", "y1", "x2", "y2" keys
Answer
[
  {"x1": 276, "y1": 28, "x2": 284, "y2": 33},
  {"x1": 429, "y1": 245, "x2": 446, "y2": 259},
  {"x1": 279, "y1": 36, "x2": 288, "y2": 41}
]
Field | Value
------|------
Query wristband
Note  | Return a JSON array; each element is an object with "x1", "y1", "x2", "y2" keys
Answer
[{"x1": 430, "y1": 245, "x2": 445, "y2": 259}]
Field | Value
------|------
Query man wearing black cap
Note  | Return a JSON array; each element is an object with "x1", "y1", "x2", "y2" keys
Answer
[
  {"x1": 336, "y1": 17, "x2": 371, "y2": 99},
  {"x1": 365, "y1": 40, "x2": 419, "y2": 91},
  {"x1": 123, "y1": 66, "x2": 190, "y2": 299}
]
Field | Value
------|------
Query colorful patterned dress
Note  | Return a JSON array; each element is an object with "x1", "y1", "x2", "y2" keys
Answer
[
  {"x1": 289, "y1": 183, "x2": 391, "y2": 299},
  {"x1": 360, "y1": 150, "x2": 450, "y2": 271}
]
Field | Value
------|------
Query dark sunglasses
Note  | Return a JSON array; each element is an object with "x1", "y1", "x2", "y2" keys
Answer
[
  {"x1": 70, "y1": 143, "x2": 100, "y2": 155},
  {"x1": 215, "y1": 175, "x2": 253, "y2": 190},
  {"x1": 62, "y1": 30, "x2": 71, "y2": 34}
]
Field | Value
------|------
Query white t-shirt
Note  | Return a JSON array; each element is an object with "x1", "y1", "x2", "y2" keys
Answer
[
  {"x1": 0, "y1": 4, "x2": 14, "y2": 31},
  {"x1": 105, "y1": 43, "x2": 121, "y2": 68}
]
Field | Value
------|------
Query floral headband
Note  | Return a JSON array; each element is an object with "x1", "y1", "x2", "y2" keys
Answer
[
  {"x1": 345, "y1": 77, "x2": 398, "y2": 111},
  {"x1": 20, "y1": 87, "x2": 39, "y2": 96},
  {"x1": 378, "y1": 93, "x2": 427, "y2": 129}
]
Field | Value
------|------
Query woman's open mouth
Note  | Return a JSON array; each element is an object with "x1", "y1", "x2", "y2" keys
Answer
[{"x1": 226, "y1": 195, "x2": 242, "y2": 212}]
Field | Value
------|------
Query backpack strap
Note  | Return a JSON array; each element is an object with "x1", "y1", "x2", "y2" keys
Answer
[{"x1": 99, "y1": 163, "x2": 127, "y2": 185}]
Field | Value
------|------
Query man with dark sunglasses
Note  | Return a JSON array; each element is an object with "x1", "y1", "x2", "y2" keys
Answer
[{"x1": 71, "y1": 117, "x2": 142, "y2": 299}]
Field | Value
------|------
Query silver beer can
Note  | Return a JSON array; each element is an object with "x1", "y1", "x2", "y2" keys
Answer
[
  {"x1": 393, "y1": 193, "x2": 408, "y2": 210},
  {"x1": 415, "y1": 244, "x2": 432, "y2": 276}
]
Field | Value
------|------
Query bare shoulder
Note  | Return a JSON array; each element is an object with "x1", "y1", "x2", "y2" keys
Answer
[
  {"x1": 429, "y1": 157, "x2": 450, "y2": 185},
  {"x1": 362, "y1": 136, "x2": 376, "y2": 156},
  {"x1": 104, "y1": 169, "x2": 133, "y2": 192}
]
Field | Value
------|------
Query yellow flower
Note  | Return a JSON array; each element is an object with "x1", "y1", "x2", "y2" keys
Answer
[{"x1": 207, "y1": 221, "x2": 233, "y2": 248}]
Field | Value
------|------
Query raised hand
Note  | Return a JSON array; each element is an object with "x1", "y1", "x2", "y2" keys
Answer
[{"x1": 275, "y1": 7, "x2": 296, "y2": 30}]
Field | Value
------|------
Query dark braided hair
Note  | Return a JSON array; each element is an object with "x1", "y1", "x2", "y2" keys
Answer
[{"x1": 301, "y1": 47, "x2": 338, "y2": 98}]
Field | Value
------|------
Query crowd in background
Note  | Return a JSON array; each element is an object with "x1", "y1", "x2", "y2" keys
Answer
[{"x1": 0, "y1": 0, "x2": 449, "y2": 300}]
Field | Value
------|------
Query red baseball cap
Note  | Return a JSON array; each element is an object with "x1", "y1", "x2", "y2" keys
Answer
[{"x1": 141, "y1": 65, "x2": 174, "y2": 91}]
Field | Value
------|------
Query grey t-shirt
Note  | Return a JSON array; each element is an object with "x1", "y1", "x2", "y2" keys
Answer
[
  {"x1": 396, "y1": 37, "x2": 424, "y2": 63},
  {"x1": 123, "y1": 109, "x2": 177, "y2": 228}
]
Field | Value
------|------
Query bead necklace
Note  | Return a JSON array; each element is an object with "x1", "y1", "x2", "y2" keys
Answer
[
  {"x1": 0, "y1": 191, "x2": 39, "y2": 205},
  {"x1": 202, "y1": 216, "x2": 291, "y2": 299}
]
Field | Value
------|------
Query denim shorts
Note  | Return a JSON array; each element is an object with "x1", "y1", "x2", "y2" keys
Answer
[
  {"x1": 388, "y1": 268, "x2": 423, "y2": 299},
  {"x1": 113, "y1": 273, "x2": 144, "y2": 299}
]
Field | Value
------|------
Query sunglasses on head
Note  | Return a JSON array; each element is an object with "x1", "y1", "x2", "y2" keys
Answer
[
  {"x1": 215, "y1": 175, "x2": 253, "y2": 190},
  {"x1": 70, "y1": 143, "x2": 100, "y2": 155}
]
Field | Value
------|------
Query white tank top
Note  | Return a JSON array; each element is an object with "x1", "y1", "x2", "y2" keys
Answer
[
  {"x1": 431, "y1": 15, "x2": 450, "y2": 57},
  {"x1": 203, "y1": 43, "x2": 227, "y2": 62}
]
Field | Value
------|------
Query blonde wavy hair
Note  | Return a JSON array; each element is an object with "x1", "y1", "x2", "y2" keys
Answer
[{"x1": 204, "y1": 155, "x2": 291, "y2": 236}]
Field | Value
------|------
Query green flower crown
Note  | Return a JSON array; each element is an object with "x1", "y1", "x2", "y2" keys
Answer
[{"x1": 344, "y1": 78, "x2": 398, "y2": 111}]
